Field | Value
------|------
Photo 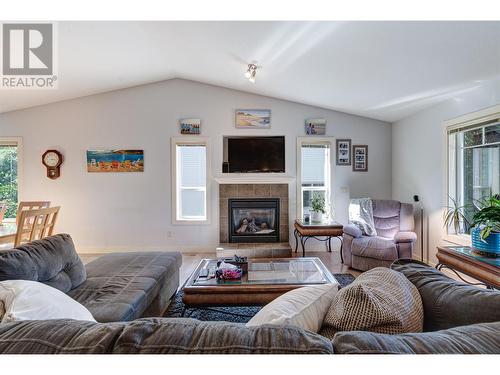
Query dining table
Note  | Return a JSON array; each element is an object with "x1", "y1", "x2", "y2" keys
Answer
[{"x1": 0, "y1": 221, "x2": 17, "y2": 244}]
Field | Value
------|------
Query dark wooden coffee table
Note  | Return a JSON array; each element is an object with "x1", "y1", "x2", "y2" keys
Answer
[
  {"x1": 436, "y1": 246, "x2": 500, "y2": 289},
  {"x1": 182, "y1": 257, "x2": 338, "y2": 307},
  {"x1": 293, "y1": 219, "x2": 344, "y2": 258}
]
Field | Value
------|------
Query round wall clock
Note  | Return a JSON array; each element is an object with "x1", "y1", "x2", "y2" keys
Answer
[{"x1": 42, "y1": 150, "x2": 63, "y2": 179}]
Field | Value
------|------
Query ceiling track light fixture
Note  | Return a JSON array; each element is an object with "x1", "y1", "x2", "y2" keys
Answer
[{"x1": 245, "y1": 63, "x2": 257, "y2": 83}]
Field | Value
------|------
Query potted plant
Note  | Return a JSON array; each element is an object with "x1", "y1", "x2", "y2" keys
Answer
[
  {"x1": 471, "y1": 194, "x2": 500, "y2": 256},
  {"x1": 311, "y1": 194, "x2": 326, "y2": 223},
  {"x1": 443, "y1": 196, "x2": 470, "y2": 235}
]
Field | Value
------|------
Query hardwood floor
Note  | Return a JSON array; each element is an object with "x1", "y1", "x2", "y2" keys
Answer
[{"x1": 80, "y1": 249, "x2": 360, "y2": 287}]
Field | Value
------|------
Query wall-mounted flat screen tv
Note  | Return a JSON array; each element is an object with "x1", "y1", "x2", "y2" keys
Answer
[{"x1": 224, "y1": 136, "x2": 285, "y2": 173}]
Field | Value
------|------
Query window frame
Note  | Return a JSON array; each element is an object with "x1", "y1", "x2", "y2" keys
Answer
[
  {"x1": 296, "y1": 137, "x2": 335, "y2": 220},
  {"x1": 171, "y1": 137, "x2": 211, "y2": 225},
  {"x1": 443, "y1": 104, "x2": 500, "y2": 245},
  {"x1": 0, "y1": 137, "x2": 23, "y2": 221}
]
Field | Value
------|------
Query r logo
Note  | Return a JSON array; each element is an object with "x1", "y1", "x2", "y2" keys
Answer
[{"x1": 2, "y1": 23, "x2": 53, "y2": 75}]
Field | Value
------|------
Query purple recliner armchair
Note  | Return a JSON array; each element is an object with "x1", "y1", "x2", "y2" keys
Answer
[{"x1": 342, "y1": 199, "x2": 417, "y2": 271}]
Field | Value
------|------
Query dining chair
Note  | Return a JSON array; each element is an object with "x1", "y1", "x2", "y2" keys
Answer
[
  {"x1": 14, "y1": 206, "x2": 61, "y2": 247},
  {"x1": 16, "y1": 201, "x2": 51, "y2": 225},
  {"x1": 0, "y1": 202, "x2": 7, "y2": 224}
]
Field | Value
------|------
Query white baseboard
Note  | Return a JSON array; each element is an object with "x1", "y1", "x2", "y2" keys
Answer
[
  {"x1": 76, "y1": 244, "x2": 218, "y2": 255},
  {"x1": 76, "y1": 239, "x2": 337, "y2": 256}
]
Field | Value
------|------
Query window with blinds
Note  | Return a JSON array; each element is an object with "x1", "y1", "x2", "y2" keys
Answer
[
  {"x1": 0, "y1": 140, "x2": 19, "y2": 219},
  {"x1": 175, "y1": 143, "x2": 207, "y2": 221},
  {"x1": 447, "y1": 117, "x2": 500, "y2": 234},
  {"x1": 300, "y1": 143, "x2": 331, "y2": 219}
]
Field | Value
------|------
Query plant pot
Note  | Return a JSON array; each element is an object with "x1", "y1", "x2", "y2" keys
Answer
[
  {"x1": 311, "y1": 211, "x2": 323, "y2": 223},
  {"x1": 471, "y1": 227, "x2": 500, "y2": 256}
]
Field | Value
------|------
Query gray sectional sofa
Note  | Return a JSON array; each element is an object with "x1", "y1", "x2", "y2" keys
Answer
[
  {"x1": 0, "y1": 234, "x2": 182, "y2": 322},
  {"x1": 0, "y1": 235, "x2": 499, "y2": 354}
]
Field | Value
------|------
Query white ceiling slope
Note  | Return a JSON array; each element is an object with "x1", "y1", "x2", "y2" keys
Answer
[{"x1": 1, "y1": 21, "x2": 499, "y2": 122}]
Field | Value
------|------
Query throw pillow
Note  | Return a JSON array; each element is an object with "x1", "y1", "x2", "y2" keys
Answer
[
  {"x1": 246, "y1": 283, "x2": 339, "y2": 333},
  {"x1": 0, "y1": 280, "x2": 96, "y2": 323},
  {"x1": 321, "y1": 267, "x2": 423, "y2": 339},
  {"x1": 349, "y1": 198, "x2": 377, "y2": 236}
]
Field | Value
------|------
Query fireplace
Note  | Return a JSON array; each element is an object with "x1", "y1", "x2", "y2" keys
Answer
[{"x1": 228, "y1": 198, "x2": 280, "y2": 243}]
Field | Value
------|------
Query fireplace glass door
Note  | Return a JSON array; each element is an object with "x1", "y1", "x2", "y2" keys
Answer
[{"x1": 229, "y1": 198, "x2": 280, "y2": 243}]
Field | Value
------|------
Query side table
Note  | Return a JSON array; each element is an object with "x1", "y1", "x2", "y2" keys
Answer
[
  {"x1": 436, "y1": 246, "x2": 500, "y2": 289},
  {"x1": 293, "y1": 219, "x2": 344, "y2": 259}
]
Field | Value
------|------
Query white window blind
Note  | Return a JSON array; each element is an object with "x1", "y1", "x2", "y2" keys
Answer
[
  {"x1": 299, "y1": 143, "x2": 331, "y2": 218},
  {"x1": 301, "y1": 145, "x2": 328, "y2": 186},
  {"x1": 176, "y1": 144, "x2": 207, "y2": 221}
]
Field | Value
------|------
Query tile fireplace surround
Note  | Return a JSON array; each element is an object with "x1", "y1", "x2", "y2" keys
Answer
[{"x1": 219, "y1": 183, "x2": 291, "y2": 257}]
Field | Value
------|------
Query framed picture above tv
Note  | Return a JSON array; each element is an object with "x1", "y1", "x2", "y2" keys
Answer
[{"x1": 235, "y1": 109, "x2": 271, "y2": 129}]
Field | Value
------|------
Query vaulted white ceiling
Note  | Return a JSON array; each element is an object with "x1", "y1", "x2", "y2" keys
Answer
[{"x1": 1, "y1": 21, "x2": 499, "y2": 121}]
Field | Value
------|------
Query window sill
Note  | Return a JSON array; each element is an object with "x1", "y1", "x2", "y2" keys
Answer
[
  {"x1": 443, "y1": 234, "x2": 471, "y2": 247},
  {"x1": 172, "y1": 219, "x2": 211, "y2": 226}
]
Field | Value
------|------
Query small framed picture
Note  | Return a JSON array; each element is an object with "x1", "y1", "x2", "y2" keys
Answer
[
  {"x1": 305, "y1": 119, "x2": 326, "y2": 135},
  {"x1": 336, "y1": 139, "x2": 351, "y2": 165},
  {"x1": 352, "y1": 145, "x2": 368, "y2": 172},
  {"x1": 180, "y1": 118, "x2": 201, "y2": 135}
]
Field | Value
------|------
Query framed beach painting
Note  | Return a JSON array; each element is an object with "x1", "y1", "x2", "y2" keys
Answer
[
  {"x1": 180, "y1": 118, "x2": 201, "y2": 135},
  {"x1": 352, "y1": 145, "x2": 368, "y2": 172},
  {"x1": 87, "y1": 150, "x2": 144, "y2": 173},
  {"x1": 235, "y1": 109, "x2": 271, "y2": 129},
  {"x1": 336, "y1": 139, "x2": 352, "y2": 165},
  {"x1": 305, "y1": 119, "x2": 326, "y2": 135}
]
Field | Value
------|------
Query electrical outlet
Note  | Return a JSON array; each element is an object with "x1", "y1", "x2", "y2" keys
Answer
[{"x1": 167, "y1": 231, "x2": 172, "y2": 238}]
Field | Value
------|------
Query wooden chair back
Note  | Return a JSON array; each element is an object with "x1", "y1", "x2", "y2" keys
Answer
[
  {"x1": 16, "y1": 201, "x2": 51, "y2": 225},
  {"x1": 0, "y1": 201, "x2": 7, "y2": 224},
  {"x1": 14, "y1": 206, "x2": 60, "y2": 247}
]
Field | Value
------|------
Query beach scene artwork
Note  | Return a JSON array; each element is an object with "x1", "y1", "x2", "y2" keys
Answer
[
  {"x1": 180, "y1": 118, "x2": 201, "y2": 134},
  {"x1": 87, "y1": 150, "x2": 144, "y2": 173},
  {"x1": 235, "y1": 109, "x2": 271, "y2": 129},
  {"x1": 305, "y1": 119, "x2": 326, "y2": 135}
]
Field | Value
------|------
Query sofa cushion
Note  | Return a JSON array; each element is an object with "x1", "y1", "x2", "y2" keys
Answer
[
  {"x1": 0, "y1": 318, "x2": 333, "y2": 354},
  {"x1": 112, "y1": 318, "x2": 334, "y2": 354},
  {"x1": 351, "y1": 236, "x2": 398, "y2": 261},
  {"x1": 68, "y1": 252, "x2": 182, "y2": 322},
  {"x1": 0, "y1": 319, "x2": 125, "y2": 354},
  {"x1": 333, "y1": 321, "x2": 500, "y2": 354},
  {"x1": 321, "y1": 267, "x2": 423, "y2": 339},
  {"x1": 391, "y1": 259, "x2": 500, "y2": 331},
  {"x1": 0, "y1": 234, "x2": 86, "y2": 293}
]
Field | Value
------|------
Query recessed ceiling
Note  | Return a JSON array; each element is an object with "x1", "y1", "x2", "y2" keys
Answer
[{"x1": 1, "y1": 21, "x2": 499, "y2": 121}]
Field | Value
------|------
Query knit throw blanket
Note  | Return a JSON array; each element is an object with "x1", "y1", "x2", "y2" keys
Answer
[{"x1": 349, "y1": 198, "x2": 377, "y2": 236}]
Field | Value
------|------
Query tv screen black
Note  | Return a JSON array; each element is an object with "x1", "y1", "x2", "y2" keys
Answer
[{"x1": 227, "y1": 136, "x2": 285, "y2": 173}]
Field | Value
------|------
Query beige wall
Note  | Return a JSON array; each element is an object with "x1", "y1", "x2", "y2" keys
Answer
[
  {"x1": 0, "y1": 78, "x2": 392, "y2": 253},
  {"x1": 392, "y1": 78, "x2": 500, "y2": 263}
]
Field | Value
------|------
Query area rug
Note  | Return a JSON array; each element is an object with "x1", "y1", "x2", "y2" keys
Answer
[{"x1": 163, "y1": 273, "x2": 356, "y2": 323}]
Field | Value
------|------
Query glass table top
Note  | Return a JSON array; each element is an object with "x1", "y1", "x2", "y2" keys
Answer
[
  {"x1": 445, "y1": 246, "x2": 500, "y2": 267},
  {"x1": 190, "y1": 258, "x2": 337, "y2": 286}
]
